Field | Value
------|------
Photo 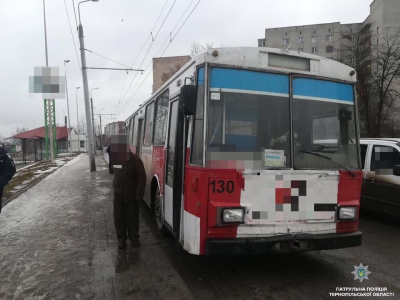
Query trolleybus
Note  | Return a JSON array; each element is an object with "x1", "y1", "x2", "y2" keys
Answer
[{"x1": 125, "y1": 47, "x2": 363, "y2": 255}]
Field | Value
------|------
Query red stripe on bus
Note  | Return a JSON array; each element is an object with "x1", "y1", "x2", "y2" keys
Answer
[{"x1": 336, "y1": 170, "x2": 363, "y2": 233}]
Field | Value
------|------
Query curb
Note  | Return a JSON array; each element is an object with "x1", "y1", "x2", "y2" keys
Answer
[{"x1": 1, "y1": 155, "x2": 80, "y2": 209}]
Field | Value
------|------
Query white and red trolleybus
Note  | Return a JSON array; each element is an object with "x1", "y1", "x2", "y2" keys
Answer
[{"x1": 125, "y1": 47, "x2": 363, "y2": 255}]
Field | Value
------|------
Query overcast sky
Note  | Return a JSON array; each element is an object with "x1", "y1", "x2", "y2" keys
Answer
[{"x1": 0, "y1": 0, "x2": 372, "y2": 138}]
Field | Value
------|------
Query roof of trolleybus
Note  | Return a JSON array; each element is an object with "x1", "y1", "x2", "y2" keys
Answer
[{"x1": 126, "y1": 47, "x2": 357, "y2": 121}]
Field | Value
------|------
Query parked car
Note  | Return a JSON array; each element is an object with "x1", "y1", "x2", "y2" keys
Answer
[{"x1": 360, "y1": 138, "x2": 400, "y2": 215}]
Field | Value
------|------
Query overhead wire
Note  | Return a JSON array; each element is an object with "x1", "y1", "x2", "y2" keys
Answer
[
  {"x1": 114, "y1": 34, "x2": 151, "y2": 114},
  {"x1": 119, "y1": 34, "x2": 171, "y2": 111},
  {"x1": 116, "y1": 0, "x2": 178, "y2": 113},
  {"x1": 151, "y1": 0, "x2": 177, "y2": 41},
  {"x1": 72, "y1": 0, "x2": 78, "y2": 29},
  {"x1": 85, "y1": 48, "x2": 132, "y2": 69},
  {"x1": 150, "y1": 0, "x2": 170, "y2": 36},
  {"x1": 113, "y1": 0, "x2": 171, "y2": 114},
  {"x1": 64, "y1": 0, "x2": 81, "y2": 68},
  {"x1": 117, "y1": 0, "x2": 202, "y2": 116}
]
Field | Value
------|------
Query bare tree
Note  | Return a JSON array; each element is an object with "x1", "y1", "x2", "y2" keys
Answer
[
  {"x1": 11, "y1": 127, "x2": 30, "y2": 145},
  {"x1": 190, "y1": 41, "x2": 214, "y2": 58},
  {"x1": 13, "y1": 127, "x2": 30, "y2": 135},
  {"x1": 161, "y1": 63, "x2": 183, "y2": 84},
  {"x1": 338, "y1": 23, "x2": 400, "y2": 137},
  {"x1": 159, "y1": 41, "x2": 215, "y2": 84}
]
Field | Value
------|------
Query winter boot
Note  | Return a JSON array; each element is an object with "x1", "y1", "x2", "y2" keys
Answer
[{"x1": 118, "y1": 239, "x2": 126, "y2": 250}]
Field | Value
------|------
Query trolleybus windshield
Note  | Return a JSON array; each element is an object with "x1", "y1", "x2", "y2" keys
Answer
[{"x1": 206, "y1": 67, "x2": 359, "y2": 170}]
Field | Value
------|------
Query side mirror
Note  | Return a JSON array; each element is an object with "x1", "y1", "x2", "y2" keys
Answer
[
  {"x1": 394, "y1": 165, "x2": 400, "y2": 176},
  {"x1": 181, "y1": 85, "x2": 196, "y2": 115},
  {"x1": 338, "y1": 109, "x2": 352, "y2": 121}
]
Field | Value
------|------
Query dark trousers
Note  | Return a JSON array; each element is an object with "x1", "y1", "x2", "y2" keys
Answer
[{"x1": 113, "y1": 192, "x2": 139, "y2": 241}]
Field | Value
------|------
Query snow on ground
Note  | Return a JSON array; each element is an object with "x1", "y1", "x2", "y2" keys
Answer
[
  {"x1": 2, "y1": 154, "x2": 80, "y2": 202},
  {"x1": 34, "y1": 167, "x2": 58, "y2": 174},
  {"x1": 57, "y1": 153, "x2": 74, "y2": 156}
]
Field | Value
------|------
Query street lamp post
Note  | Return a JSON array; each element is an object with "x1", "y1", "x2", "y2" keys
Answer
[
  {"x1": 90, "y1": 87, "x2": 99, "y2": 151},
  {"x1": 76, "y1": 87, "x2": 81, "y2": 152},
  {"x1": 98, "y1": 108, "x2": 105, "y2": 150},
  {"x1": 76, "y1": 0, "x2": 99, "y2": 172},
  {"x1": 64, "y1": 60, "x2": 72, "y2": 155},
  {"x1": 42, "y1": 0, "x2": 55, "y2": 164}
]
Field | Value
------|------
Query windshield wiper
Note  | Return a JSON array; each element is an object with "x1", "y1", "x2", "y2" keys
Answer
[
  {"x1": 209, "y1": 119, "x2": 221, "y2": 147},
  {"x1": 299, "y1": 150, "x2": 357, "y2": 177}
]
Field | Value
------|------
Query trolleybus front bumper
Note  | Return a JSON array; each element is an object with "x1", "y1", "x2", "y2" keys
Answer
[{"x1": 205, "y1": 231, "x2": 362, "y2": 255}]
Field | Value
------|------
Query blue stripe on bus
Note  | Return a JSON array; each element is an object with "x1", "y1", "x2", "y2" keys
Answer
[
  {"x1": 293, "y1": 78, "x2": 354, "y2": 102},
  {"x1": 210, "y1": 68, "x2": 289, "y2": 94}
]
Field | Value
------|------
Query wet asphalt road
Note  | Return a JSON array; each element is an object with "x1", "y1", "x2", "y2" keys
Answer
[
  {"x1": 147, "y1": 209, "x2": 400, "y2": 300},
  {"x1": 0, "y1": 155, "x2": 193, "y2": 300},
  {"x1": 0, "y1": 154, "x2": 399, "y2": 300}
]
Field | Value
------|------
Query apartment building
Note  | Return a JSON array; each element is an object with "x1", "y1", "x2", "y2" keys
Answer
[
  {"x1": 152, "y1": 55, "x2": 191, "y2": 93},
  {"x1": 103, "y1": 121, "x2": 126, "y2": 146},
  {"x1": 258, "y1": 0, "x2": 400, "y2": 59},
  {"x1": 257, "y1": 0, "x2": 400, "y2": 137}
]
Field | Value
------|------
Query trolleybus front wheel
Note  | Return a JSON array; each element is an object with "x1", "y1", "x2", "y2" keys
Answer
[{"x1": 153, "y1": 185, "x2": 168, "y2": 234}]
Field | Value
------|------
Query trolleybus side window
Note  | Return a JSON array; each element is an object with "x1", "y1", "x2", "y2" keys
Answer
[
  {"x1": 143, "y1": 102, "x2": 155, "y2": 146},
  {"x1": 127, "y1": 118, "x2": 132, "y2": 144},
  {"x1": 153, "y1": 90, "x2": 169, "y2": 145},
  {"x1": 132, "y1": 115, "x2": 139, "y2": 151},
  {"x1": 166, "y1": 100, "x2": 179, "y2": 185},
  {"x1": 191, "y1": 67, "x2": 205, "y2": 165},
  {"x1": 130, "y1": 115, "x2": 136, "y2": 145}
]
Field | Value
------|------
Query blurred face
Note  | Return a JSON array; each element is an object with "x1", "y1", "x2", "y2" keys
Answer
[{"x1": 110, "y1": 134, "x2": 129, "y2": 165}]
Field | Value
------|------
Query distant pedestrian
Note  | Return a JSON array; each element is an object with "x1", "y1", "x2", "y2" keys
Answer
[
  {"x1": 106, "y1": 144, "x2": 113, "y2": 174},
  {"x1": 111, "y1": 135, "x2": 146, "y2": 249},
  {"x1": 0, "y1": 145, "x2": 16, "y2": 213}
]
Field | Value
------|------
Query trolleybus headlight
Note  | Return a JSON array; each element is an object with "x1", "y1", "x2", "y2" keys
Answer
[
  {"x1": 338, "y1": 206, "x2": 357, "y2": 220},
  {"x1": 222, "y1": 208, "x2": 245, "y2": 223}
]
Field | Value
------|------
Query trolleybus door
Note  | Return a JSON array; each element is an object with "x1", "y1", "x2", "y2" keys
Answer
[{"x1": 164, "y1": 98, "x2": 185, "y2": 239}]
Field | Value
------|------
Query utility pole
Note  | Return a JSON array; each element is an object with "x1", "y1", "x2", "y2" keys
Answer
[
  {"x1": 95, "y1": 113, "x2": 115, "y2": 150},
  {"x1": 76, "y1": 87, "x2": 80, "y2": 152},
  {"x1": 90, "y1": 87, "x2": 99, "y2": 151},
  {"x1": 64, "y1": 60, "x2": 72, "y2": 155},
  {"x1": 100, "y1": 115, "x2": 103, "y2": 152},
  {"x1": 91, "y1": 97, "x2": 95, "y2": 150},
  {"x1": 77, "y1": 0, "x2": 96, "y2": 171},
  {"x1": 73, "y1": 0, "x2": 143, "y2": 165}
]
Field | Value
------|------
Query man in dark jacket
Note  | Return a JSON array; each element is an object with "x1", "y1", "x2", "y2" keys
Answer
[
  {"x1": 0, "y1": 145, "x2": 16, "y2": 213},
  {"x1": 111, "y1": 136, "x2": 146, "y2": 249}
]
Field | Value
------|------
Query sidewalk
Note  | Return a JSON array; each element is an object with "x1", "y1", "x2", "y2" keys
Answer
[{"x1": 0, "y1": 154, "x2": 193, "y2": 300}]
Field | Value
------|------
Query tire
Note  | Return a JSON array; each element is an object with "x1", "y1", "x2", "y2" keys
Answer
[{"x1": 154, "y1": 185, "x2": 168, "y2": 234}]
